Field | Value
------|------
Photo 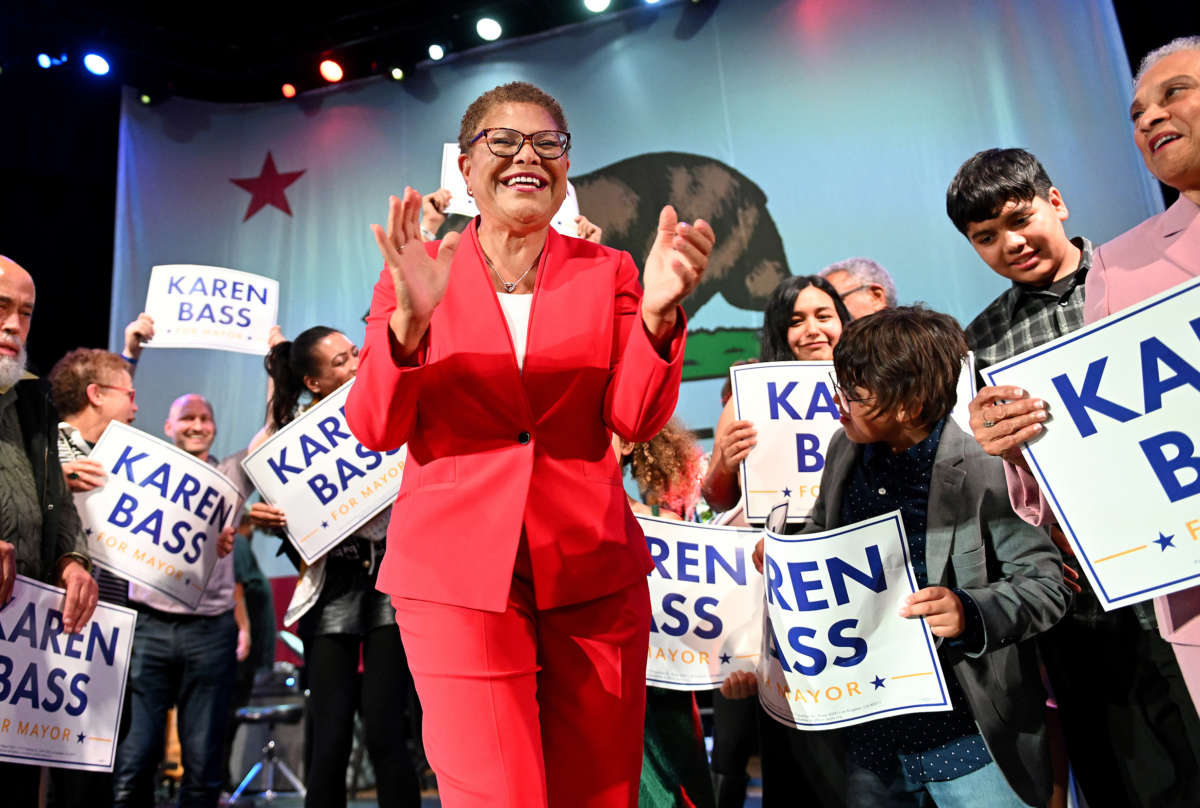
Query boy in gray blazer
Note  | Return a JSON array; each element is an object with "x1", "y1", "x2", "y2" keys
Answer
[{"x1": 820, "y1": 306, "x2": 1070, "y2": 807}]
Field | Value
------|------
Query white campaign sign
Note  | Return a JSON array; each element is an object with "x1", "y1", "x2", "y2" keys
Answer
[
  {"x1": 74, "y1": 422, "x2": 241, "y2": 609},
  {"x1": 732, "y1": 358, "x2": 976, "y2": 524},
  {"x1": 983, "y1": 277, "x2": 1200, "y2": 610},
  {"x1": 731, "y1": 361, "x2": 842, "y2": 524},
  {"x1": 439, "y1": 144, "x2": 580, "y2": 236},
  {"x1": 0, "y1": 576, "x2": 136, "y2": 771},
  {"x1": 758, "y1": 512, "x2": 951, "y2": 730},
  {"x1": 144, "y1": 264, "x2": 279, "y2": 355},
  {"x1": 242, "y1": 379, "x2": 407, "y2": 565},
  {"x1": 640, "y1": 516, "x2": 764, "y2": 690}
]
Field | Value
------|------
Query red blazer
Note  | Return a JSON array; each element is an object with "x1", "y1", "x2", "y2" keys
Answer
[{"x1": 347, "y1": 221, "x2": 686, "y2": 612}]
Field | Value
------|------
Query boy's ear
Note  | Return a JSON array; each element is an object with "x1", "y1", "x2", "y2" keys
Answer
[{"x1": 1047, "y1": 186, "x2": 1070, "y2": 222}]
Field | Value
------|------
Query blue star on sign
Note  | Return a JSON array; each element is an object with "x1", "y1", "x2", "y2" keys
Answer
[
  {"x1": 84, "y1": 528, "x2": 93, "y2": 536},
  {"x1": 1155, "y1": 532, "x2": 1175, "y2": 551},
  {"x1": 720, "y1": 653, "x2": 732, "y2": 665},
  {"x1": 782, "y1": 488, "x2": 792, "y2": 498},
  {"x1": 76, "y1": 732, "x2": 86, "y2": 743},
  {"x1": 321, "y1": 521, "x2": 329, "y2": 529},
  {"x1": 871, "y1": 675, "x2": 886, "y2": 690}
]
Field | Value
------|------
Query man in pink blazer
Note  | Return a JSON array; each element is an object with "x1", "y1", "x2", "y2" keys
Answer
[{"x1": 975, "y1": 38, "x2": 1200, "y2": 720}]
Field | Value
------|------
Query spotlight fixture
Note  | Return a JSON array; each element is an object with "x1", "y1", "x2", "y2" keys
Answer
[
  {"x1": 476, "y1": 18, "x2": 502, "y2": 41},
  {"x1": 138, "y1": 92, "x2": 153, "y2": 105},
  {"x1": 428, "y1": 44, "x2": 445, "y2": 61},
  {"x1": 389, "y1": 66, "x2": 405, "y2": 81},
  {"x1": 319, "y1": 59, "x2": 344, "y2": 83},
  {"x1": 584, "y1": 0, "x2": 612, "y2": 11},
  {"x1": 37, "y1": 53, "x2": 52, "y2": 69},
  {"x1": 83, "y1": 53, "x2": 110, "y2": 76},
  {"x1": 281, "y1": 83, "x2": 297, "y2": 98}
]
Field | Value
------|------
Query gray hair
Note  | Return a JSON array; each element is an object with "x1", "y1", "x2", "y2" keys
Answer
[
  {"x1": 1135, "y1": 36, "x2": 1200, "y2": 86},
  {"x1": 819, "y1": 257, "x2": 898, "y2": 307}
]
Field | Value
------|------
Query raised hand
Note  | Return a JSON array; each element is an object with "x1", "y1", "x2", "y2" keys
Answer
[
  {"x1": 421, "y1": 188, "x2": 452, "y2": 239},
  {"x1": 371, "y1": 187, "x2": 461, "y2": 355},
  {"x1": 123, "y1": 312, "x2": 155, "y2": 361},
  {"x1": 640, "y1": 206, "x2": 715, "y2": 339},
  {"x1": 574, "y1": 214, "x2": 602, "y2": 244}
]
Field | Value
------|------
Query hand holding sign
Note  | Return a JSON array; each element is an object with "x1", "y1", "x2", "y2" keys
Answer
[
  {"x1": 123, "y1": 313, "x2": 155, "y2": 361},
  {"x1": 899, "y1": 587, "x2": 965, "y2": 639},
  {"x1": 63, "y1": 458, "x2": 107, "y2": 493},
  {"x1": 420, "y1": 188, "x2": 452, "y2": 237},
  {"x1": 58, "y1": 559, "x2": 99, "y2": 634},
  {"x1": 370, "y1": 188, "x2": 461, "y2": 356},
  {"x1": 0, "y1": 540, "x2": 14, "y2": 607},
  {"x1": 968, "y1": 385, "x2": 1046, "y2": 469}
]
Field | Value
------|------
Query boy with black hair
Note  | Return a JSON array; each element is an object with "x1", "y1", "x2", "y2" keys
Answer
[
  {"x1": 819, "y1": 306, "x2": 1069, "y2": 808},
  {"x1": 947, "y1": 148, "x2": 1088, "y2": 384},
  {"x1": 949, "y1": 149, "x2": 1200, "y2": 808}
]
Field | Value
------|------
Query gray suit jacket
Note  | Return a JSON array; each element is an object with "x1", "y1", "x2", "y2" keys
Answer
[{"x1": 805, "y1": 420, "x2": 1070, "y2": 806}]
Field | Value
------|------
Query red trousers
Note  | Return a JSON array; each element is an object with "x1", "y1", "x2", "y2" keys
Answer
[{"x1": 392, "y1": 548, "x2": 651, "y2": 808}]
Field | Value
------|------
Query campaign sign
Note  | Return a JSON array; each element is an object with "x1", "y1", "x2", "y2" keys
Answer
[
  {"x1": 732, "y1": 359, "x2": 976, "y2": 524},
  {"x1": 75, "y1": 422, "x2": 241, "y2": 609},
  {"x1": 439, "y1": 144, "x2": 580, "y2": 236},
  {"x1": 242, "y1": 378, "x2": 406, "y2": 565},
  {"x1": 731, "y1": 361, "x2": 842, "y2": 523},
  {"x1": 144, "y1": 264, "x2": 279, "y2": 355},
  {"x1": 0, "y1": 576, "x2": 135, "y2": 771},
  {"x1": 758, "y1": 512, "x2": 951, "y2": 730},
  {"x1": 640, "y1": 516, "x2": 764, "y2": 690},
  {"x1": 983, "y1": 277, "x2": 1200, "y2": 609}
]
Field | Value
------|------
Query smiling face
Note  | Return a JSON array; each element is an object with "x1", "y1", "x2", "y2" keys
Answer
[
  {"x1": 459, "y1": 102, "x2": 570, "y2": 233},
  {"x1": 964, "y1": 189, "x2": 1076, "y2": 285},
  {"x1": 304, "y1": 331, "x2": 359, "y2": 398},
  {"x1": 1131, "y1": 48, "x2": 1200, "y2": 200},
  {"x1": 787, "y1": 285, "x2": 843, "y2": 360},
  {"x1": 165, "y1": 395, "x2": 215, "y2": 459}
]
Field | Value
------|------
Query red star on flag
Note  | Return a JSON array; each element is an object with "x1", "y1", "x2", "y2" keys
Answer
[{"x1": 231, "y1": 152, "x2": 306, "y2": 221}]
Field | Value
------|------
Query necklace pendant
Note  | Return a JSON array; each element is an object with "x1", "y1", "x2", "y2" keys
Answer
[{"x1": 503, "y1": 281, "x2": 516, "y2": 293}]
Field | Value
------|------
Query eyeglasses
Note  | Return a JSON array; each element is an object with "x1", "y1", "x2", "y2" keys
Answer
[
  {"x1": 837, "y1": 284, "x2": 871, "y2": 300},
  {"x1": 97, "y1": 383, "x2": 136, "y2": 404},
  {"x1": 827, "y1": 372, "x2": 873, "y2": 406},
  {"x1": 469, "y1": 128, "x2": 571, "y2": 159}
]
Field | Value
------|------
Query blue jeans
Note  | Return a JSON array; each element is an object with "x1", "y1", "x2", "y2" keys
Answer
[
  {"x1": 113, "y1": 608, "x2": 237, "y2": 808},
  {"x1": 846, "y1": 757, "x2": 1029, "y2": 808}
]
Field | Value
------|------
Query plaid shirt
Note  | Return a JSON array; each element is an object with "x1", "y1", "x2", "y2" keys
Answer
[
  {"x1": 964, "y1": 236, "x2": 1154, "y2": 628},
  {"x1": 965, "y1": 236, "x2": 1091, "y2": 388}
]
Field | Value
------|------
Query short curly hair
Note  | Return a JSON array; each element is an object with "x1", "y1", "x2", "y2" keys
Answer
[
  {"x1": 620, "y1": 418, "x2": 702, "y2": 516},
  {"x1": 458, "y1": 82, "x2": 569, "y2": 154},
  {"x1": 49, "y1": 348, "x2": 130, "y2": 417}
]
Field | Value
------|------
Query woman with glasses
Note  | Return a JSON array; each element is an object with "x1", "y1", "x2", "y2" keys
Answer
[
  {"x1": 701, "y1": 275, "x2": 852, "y2": 513},
  {"x1": 345, "y1": 81, "x2": 715, "y2": 808}
]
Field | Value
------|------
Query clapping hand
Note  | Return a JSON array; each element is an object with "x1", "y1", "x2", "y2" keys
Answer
[
  {"x1": 640, "y1": 206, "x2": 715, "y2": 341},
  {"x1": 371, "y1": 188, "x2": 461, "y2": 356}
]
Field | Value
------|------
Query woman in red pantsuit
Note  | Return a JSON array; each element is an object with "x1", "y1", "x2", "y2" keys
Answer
[{"x1": 345, "y1": 82, "x2": 715, "y2": 808}]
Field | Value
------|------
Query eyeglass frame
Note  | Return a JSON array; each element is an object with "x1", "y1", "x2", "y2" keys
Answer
[
  {"x1": 827, "y1": 371, "x2": 874, "y2": 407},
  {"x1": 95, "y1": 383, "x2": 136, "y2": 404},
  {"x1": 468, "y1": 128, "x2": 571, "y2": 159},
  {"x1": 836, "y1": 283, "x2": 872, "y2": 301}
]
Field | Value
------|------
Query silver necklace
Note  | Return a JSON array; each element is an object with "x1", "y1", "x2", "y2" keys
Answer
[{"x1": 481, "y1": 245, "x2": 541, "y2": 293}]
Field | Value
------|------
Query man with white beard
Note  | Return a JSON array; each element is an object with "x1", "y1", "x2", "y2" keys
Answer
[{"x1": 0, "y1": 255, "x2": 100, "y2": 804}]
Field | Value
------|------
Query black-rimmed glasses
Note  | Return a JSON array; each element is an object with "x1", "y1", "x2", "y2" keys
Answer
[
  {"x1": 827, "y1": 372, "x2": 873, "y2": 406},
  {"x1": 469, "y1": 128, "x2": 570, "y2": 159},
  {"x1": 837, "y1": 284, "x2": 870, "y2": 300}
]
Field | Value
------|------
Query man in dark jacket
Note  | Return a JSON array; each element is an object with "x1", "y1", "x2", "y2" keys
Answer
[{"x1": 0, "y1": 255, "x2": 100, "y2": 803}]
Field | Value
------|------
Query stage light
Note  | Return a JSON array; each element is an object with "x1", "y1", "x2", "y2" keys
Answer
[
  {"x1": 83, "y1": 53, "x2": 110, "y2": 76},
  {"x1": 584, "y1": 0, "x2": 611, "y2": 11},
  {"x1": 319, "y1": 59, "x2": 344, "y2": 83},
  {"x1": 645, "y1": 0, "x2": 662, "y2": 4},
  {"x1": 281, "y1": 83, "x2": 297, "y2": 98},
  {"x1": 389, "y1": 67, "x2": 405, "y2": 81},
  {"x1": 428, "y1": 44, "x2": 445, "y2": 61},
  {"x1": 139, "y1": 92, "x2": 153, "y2": 105},
  {"x1": 476, "y1": 18, "x2": 502, "y2": 41},
  {"x1": 37, "y1": 53, "x2": 52, "y2": 69}
]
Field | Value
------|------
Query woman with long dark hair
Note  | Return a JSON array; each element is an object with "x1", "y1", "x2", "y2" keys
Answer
[
  {"x1": 247, "y1": 325, "x2": 420, "y2": 808},
  {"x1": 701, "y1": 274, "x2": 851, "y2": 512}
]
